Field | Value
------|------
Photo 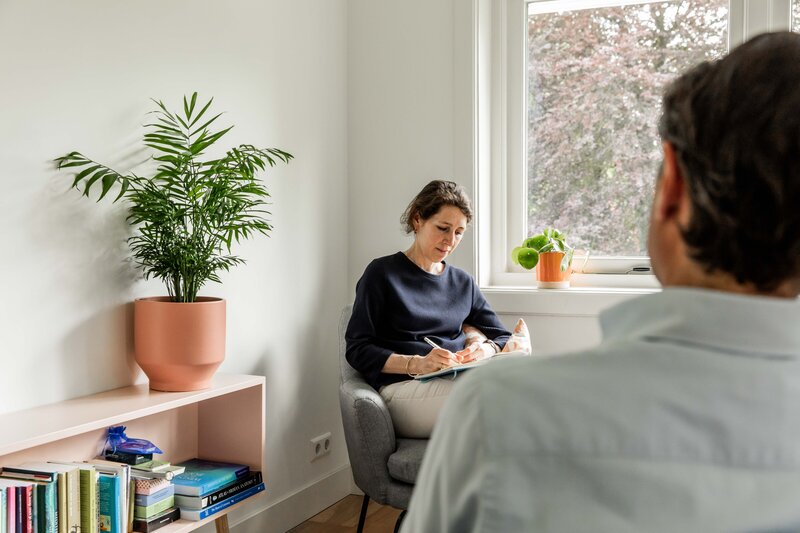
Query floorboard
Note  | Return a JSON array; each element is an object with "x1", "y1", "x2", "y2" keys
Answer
[{"x1": 287, "y1": 494, "x2": 403, "y2": 533}]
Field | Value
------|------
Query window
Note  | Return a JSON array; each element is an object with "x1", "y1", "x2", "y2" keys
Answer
[{"x1": 480, "y1": 0, "x2": 795, "y2": 288}]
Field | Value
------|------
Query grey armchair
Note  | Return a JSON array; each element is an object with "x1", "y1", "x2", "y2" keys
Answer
[{"x1": 338, "y1": 306, "x2": 429, "y2": 533}]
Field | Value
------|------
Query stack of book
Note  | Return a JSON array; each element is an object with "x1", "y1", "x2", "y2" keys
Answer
[
  {"x1": 132, "y1": 478, "x2": 179, "y2": 533},
  {"x1": 172, "y1": 459, "x2": 265, "y2": 521},
  {"x1": 130, "y1": 460, "x2": 185, "y2": 482}
]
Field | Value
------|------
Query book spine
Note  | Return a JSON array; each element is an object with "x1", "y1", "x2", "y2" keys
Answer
[
  {"x1": 180, "y1": 483, "x2": 264, "y2": 521},
  {"x1": 0, "y1": 487, "x2": 5, "y2": 533},
  {"x1": 131, "y1": 507, "x2": 179, "y2": 533},
  {"x1": 133, "y1": 496, "x2": 173, "y2": 520},
  {"x1": 175, "y1": 472, "x2": 263, "y2": 510},
  {"x1": 133, "y1": 487, "x2": 173, "y2": 508},
  {"x1": 208, "y1": 472, "x2": 263, "y2": 506}
]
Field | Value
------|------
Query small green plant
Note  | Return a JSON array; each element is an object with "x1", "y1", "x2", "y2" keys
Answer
[
  {"x1": 511, "y1": 227, "x2": 573, "y2": 271},
  {"x1": 55, "y1": 92, "x2": 293, "y2": 303}
]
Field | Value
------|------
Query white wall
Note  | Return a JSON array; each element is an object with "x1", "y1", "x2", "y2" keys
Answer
[{"x1": 0, "y1": 1, "x2": 351, "y2": 531}]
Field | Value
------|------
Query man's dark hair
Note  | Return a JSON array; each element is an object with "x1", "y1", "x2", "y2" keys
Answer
[
  {"x1": 658, "y1": 31, "x2": 800, "y2": 291},
  {"x1": 400, "y1": 180, "x2": 473, "y2": 234}
]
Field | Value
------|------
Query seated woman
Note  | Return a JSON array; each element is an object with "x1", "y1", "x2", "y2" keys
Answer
[{"x1": 345, "y1": 180, "x2": 512, "y2": 438}]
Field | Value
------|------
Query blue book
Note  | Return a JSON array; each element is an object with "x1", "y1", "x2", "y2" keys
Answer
[
  {"x1": 133, "y1": 485, "x2": 174, "y2": 508},
  {"x1": 98, "y1": 473, "x2": 122, "y2": 533},
  {"x1": 178, "y1": 483, "x2": 264, "y2": 521},
  {"x1": 172, "y1": 459, "x2": 249, "y2": 496}
]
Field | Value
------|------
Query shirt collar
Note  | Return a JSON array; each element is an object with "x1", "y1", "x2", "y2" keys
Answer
[{"x1": 600, "y1": 287, "x2": 800, "y2": 358}]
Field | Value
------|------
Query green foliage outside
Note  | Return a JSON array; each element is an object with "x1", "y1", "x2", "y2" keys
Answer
[
  {"x1": 55, "y1": 93, "x2": 293, "y2": 303},
  {"x1": 527, "y1": 0, "x2": 728, "y2": 256}
]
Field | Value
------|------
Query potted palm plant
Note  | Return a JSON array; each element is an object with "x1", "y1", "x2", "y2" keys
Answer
[
  {"x1": 511, "y1": 227, "x2": 574, "y2": 288},
  {"x1": 55, "y1": 93, "x2": 292, "y2": 391}
]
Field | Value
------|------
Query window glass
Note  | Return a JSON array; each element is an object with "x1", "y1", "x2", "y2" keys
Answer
[
  {"x1": 794, "y1": 0, "x2": 800, "y2": 32},
  {"x1": 527, "y1": 0, "x2": 728, "y2": 256}
]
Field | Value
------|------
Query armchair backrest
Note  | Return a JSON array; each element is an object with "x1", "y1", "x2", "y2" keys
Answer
[{"x1": 338, "y1": 304, "x2": 398, "y2": 503}]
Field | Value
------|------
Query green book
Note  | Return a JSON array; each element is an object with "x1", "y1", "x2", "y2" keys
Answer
[
  {"x1": 34, "y1": 479, "x2": 57, "y2": 533},
  {"x1": 133, "y1": 495, "x2": 174, "y2": 520},
  {"x1": 76, "y1": 467, "x2": 99, "y2": 533}
]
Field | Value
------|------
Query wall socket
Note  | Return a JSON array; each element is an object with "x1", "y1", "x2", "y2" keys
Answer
[{"x1": 310, "y1": 432, "x2": 332, "y2": 461}]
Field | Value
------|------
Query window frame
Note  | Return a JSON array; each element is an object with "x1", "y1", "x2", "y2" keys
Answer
[{"x1": 476, "y1": 0, "x2": 793, "y2": 290}]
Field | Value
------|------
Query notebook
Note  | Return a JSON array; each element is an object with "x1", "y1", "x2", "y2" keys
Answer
[{"x1": 414, "y1": 350, "x2": 529, "y2": 381}]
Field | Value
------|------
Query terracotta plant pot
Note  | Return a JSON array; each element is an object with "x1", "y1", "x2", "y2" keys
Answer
[
  {"x1": 536, "y1": 251, "x2": 572, "y2": 289},
  {"x1": 134, "y1": 297, "x2": 226, "y2": 392}
]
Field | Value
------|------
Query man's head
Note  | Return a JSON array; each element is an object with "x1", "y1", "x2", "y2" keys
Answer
[{"x1": 649, "y1": 31, "x2": 800, "y2": 296}]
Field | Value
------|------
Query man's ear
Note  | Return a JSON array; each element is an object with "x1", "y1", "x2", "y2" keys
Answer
[{"x1": 654, "y1": 141, "x2": 687, "y2": 223}]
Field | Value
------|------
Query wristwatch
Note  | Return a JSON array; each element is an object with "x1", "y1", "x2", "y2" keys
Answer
[{"x1": 483, "y1": 339, "x2": 500, "y2": 354}]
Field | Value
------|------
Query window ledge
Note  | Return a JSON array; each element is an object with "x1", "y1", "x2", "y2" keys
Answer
[{"x1": 482, "y1": 285, "x2": 659, "y2": 317}]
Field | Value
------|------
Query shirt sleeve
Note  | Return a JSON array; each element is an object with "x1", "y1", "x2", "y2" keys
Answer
[
  {"x1": 345, "y1": 262, "x2": 394, "y2": 385},
  {"x1": 401, "y1": 375, "x2": 487, "y2": 533},
  {"x1": 467, "y1": 279, "x2": 512, "y2": 348}
]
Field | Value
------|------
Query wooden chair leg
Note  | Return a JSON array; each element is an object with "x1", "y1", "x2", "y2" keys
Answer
[
  {"x1": 215, "y1": 514, "x2": 230, "y2": 533},
  {"x1": 393, "y1": 510, "x2": 407, "y2": 533},
  {"x1": 357, "y1": 494, "x2": 370, "y2": 533}
]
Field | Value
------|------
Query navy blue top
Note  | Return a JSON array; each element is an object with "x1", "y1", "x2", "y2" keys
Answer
[{"x1": 345, "y1": 252, "x2": 512, "y2": 390}]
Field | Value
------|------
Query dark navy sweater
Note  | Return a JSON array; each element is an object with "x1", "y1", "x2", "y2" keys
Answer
[{"x1": 345, "y1": 252, "x2": 511, "y2": 390}]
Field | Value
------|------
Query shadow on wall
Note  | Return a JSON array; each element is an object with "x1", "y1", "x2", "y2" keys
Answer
[{"x1": 34, "y1": 163, "x2": 144, "y2": 398}]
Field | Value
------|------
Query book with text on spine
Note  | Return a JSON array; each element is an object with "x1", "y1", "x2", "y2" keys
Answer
[
  {"x1": 174, "y1": 471, "x2": 262, "y2": 510},
  {"x1": 171, "y1": 459, "x2": 249, "y2": 497},
  {"x1": 178, "y1": 482, "x2": 265, "y2": 521}
]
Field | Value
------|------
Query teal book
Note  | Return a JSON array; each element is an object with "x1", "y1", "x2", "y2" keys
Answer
[
  {"x1": 1, "y1": 485, "x2": 5, "y2": 533},
  {"x1": 172, "y1": 459, "x2": 249, "y2": 496},
  {"x1": 98, "y1": 473, "x2": 122, "y2": 533},
  {"x1": 34, "y1": 480, "x2": 57, "y2": 533}
]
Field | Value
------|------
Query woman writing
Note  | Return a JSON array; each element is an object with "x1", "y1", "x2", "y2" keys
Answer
[{"x1": 345, "y1": 180, "x2": 511, "y2": 438}]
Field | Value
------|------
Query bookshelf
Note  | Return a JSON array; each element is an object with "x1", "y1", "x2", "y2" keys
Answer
[{"x1": 0, "y1": 373, "x2": 266, "y2": 533}]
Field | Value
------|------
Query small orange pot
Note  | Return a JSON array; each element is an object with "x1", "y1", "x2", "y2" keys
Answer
[
  {"x1": 536, "y1": 252, "x2": 572, "y2": 289},
  {"x1": 134, "y1": 297, "x2": 226, "y2": 391}
]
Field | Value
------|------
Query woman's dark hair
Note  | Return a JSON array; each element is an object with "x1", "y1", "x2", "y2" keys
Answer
[
  {"x1": 400, "y1": 180, "x2": 473, "y2": 234},
  {"x1": 657, "y1": 31, "x2": 800, "y2": 291}
]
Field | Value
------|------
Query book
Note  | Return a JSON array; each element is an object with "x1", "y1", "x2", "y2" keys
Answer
[
  {"x1": 2, "y1": 484, "x2": 15, "y2": 533},
  {"x1": 178, "y1": 482, "x2": 264, "y2": 521},
  {"x1": 174, "y1": 471, "x2": 262, "y2": 510},
  {"x1": 48, "y1": 462, "x2": 100, "y2": 533},
  {"x1": 130, "y1": 461, "x2": 170, "y2": 473},
  {"x1": 133, "y1": 485, "x2": 174, "y2": 509},
  {"x1": 132, "y1": 479, "x2": 169, "y2": 497},
  {"x1": 132, "y1": 507, "x2": 179, "y2": 533},
  {"x1": 98, "y1": 473, "x2": 122, "y2": 533},
  {"x1": 133, "y1": 495, "x2": 173, "y2": 520},
  {"x1": 130, "y1": 465, "x2": 184, "y2": 481},
  {"x1": 103, "y1": 453, "x2": 153, "y2": 466},
  {"x1": 17, "y1": 463, "x2": 80, "y2": 533},
  {"x1": 0, "y1": 485, "x2": 5, "y2": 533},
  {"x1": 171, "y1": 459, "x2": 249, "y2": 496},
  {"x1": 88, "y1": 458, "x2": 131, "y2": 533},
  {"x1": 413, "y1": 349, "x2": 529, "y2": 381}
]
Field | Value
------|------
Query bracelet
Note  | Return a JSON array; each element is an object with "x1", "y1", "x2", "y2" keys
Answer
[
  {"x1": 483, "y1": 339, "x2": 500, "y2": 354},
  {"x1": 405, "y1": 356, "x2": 420, "y2": 377}
]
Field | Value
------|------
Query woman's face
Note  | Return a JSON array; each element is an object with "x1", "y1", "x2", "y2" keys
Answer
[{"x1": 413, "y1": 205, "x2": 468, "y2": 263}]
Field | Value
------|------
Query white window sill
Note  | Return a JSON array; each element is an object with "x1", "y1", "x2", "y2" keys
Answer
[{"x1": 482, "y1": 283, "x2": 659, "y2": 317}]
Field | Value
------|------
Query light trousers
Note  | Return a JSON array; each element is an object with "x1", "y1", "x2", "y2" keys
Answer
[{"x1": 379, "y1": 376, "x2": 459, "y2": 438}]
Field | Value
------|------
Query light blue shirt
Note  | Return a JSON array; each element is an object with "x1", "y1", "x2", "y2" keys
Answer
[{"x1": 402, "y1": 288, "x2": 800, "y2": 533}]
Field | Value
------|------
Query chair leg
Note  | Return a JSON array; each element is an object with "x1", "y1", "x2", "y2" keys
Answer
[
  {"x1": 393, "y1": 510, "x2": 407, "y2": 533},
  {"x1": 357, "y1": 494, "x2": 370, "y2": 533}
]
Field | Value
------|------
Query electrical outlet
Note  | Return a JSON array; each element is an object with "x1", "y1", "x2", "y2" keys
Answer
[{"x1": 310, "y1": 432, "x2": 332, "y2": 461}]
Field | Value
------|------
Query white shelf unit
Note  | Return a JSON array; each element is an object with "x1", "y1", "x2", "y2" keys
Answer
[{"x1": 0, "y1": 373, "x2": 266, "y2": 533}]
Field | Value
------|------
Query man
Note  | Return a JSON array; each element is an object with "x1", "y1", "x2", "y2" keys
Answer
[{"x1": 402, "y1": 32, "x2": 800, "y2": 532}]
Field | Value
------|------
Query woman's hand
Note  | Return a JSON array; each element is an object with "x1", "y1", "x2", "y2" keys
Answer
[
  {"x1": 413, "y1": 347, "x2": 460, "y2": 375},
  {"x1": 455, "y1": 342, "x2": 494, "y2": 364}
]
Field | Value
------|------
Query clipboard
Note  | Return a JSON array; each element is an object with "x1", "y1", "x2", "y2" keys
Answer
[{"x1": 414, "y1": 350, "x2": 529, "y2": 381}]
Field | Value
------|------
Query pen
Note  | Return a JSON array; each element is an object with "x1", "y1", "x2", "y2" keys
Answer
[{"x1": 423, "y1": 337, "x2": 441, "y2": 350}]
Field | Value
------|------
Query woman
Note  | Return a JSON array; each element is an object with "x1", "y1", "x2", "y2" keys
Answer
[{"x1": 345, "y1": 180, "x2": 511, "y2": 438}]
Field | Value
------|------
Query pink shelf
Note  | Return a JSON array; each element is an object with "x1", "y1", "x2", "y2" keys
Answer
[{"x1": 0, "y1": 373, "x2": 266, "y2": 532}]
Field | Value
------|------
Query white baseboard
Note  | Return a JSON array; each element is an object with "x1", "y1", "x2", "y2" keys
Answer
[{"x1": 227, "y1": 464, "x2": 354, "y2": 533}]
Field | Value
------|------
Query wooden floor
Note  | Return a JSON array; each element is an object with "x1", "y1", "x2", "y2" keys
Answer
[{"x1": 288, "y1": 494, "x2": 403, "y2": 533}]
